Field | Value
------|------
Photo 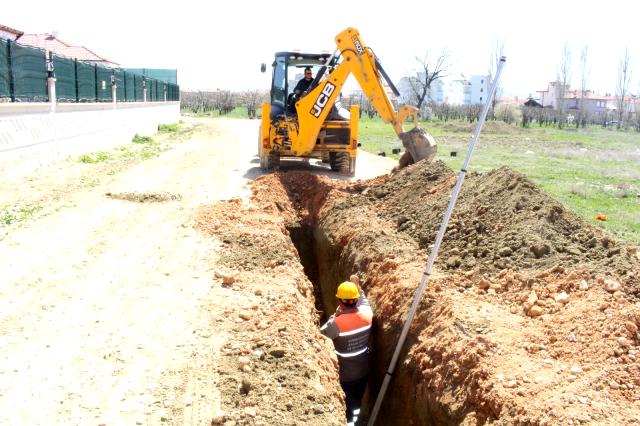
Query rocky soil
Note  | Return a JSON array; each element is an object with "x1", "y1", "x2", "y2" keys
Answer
[{"x1": 248, "y1": 158, "x2": 640, "y2": 425}]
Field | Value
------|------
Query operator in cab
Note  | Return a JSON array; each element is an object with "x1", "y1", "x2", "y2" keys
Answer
[
  {"x1": 320, "y1": 275, "x2": 373, "y2": 424},
  {"x1": 293, "y1": 67, "x2": 314, "y2": 96}
]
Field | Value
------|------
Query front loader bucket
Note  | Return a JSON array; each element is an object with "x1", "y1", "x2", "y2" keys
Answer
[{"x1": 399, "y1": 127, "x2": 437, "y2": 166}]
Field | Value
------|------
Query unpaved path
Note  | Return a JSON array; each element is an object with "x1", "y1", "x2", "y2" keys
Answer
[{"x1": 0, "y1": 117, "x2": 394, "y2": 425}]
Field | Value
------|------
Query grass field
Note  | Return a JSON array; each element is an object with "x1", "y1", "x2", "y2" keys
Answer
[{"x1": 358, "y1": 117, "x2": 640, "y2": 244}]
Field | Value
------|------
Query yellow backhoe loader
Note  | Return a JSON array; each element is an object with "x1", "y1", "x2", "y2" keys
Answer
[{"x1": 259, "y1": 27, "x2": 436, "y2": 175}]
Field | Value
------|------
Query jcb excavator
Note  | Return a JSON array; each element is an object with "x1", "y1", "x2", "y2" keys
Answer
[{"x1": 259, "y1": 27, "x2": 436, "y2": 175}]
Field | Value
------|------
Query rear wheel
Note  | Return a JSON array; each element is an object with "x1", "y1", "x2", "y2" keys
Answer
[
  {"x1": 259, "y1": 148, "x2": 280, "y2": 171},
  {"x1": 329, "y1": 152, "x2": 355, "y2": 176}
]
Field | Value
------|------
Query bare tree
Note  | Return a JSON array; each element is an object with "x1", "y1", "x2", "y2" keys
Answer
[
  {"x1": 241, "y1": 90, "x2": 267, "y2": 118},
  {"x1": 488, "y1": 38, "x2": 506, "y2": 119},
  {"x1": 406, "y1": 50, "x2": 451, "y2": 110},
  {"x1": 577, "y1": 45, "x2": 590, "y2": 128},
  {"x1": 214, "y1": 90, "x2": 236, "y2": 115},
  {"x1": 556, "y1": 42, "x2": 572, "y2": 128},
  {"x1": 616, "y1": 47, "x2": 633, "y2": 130}
]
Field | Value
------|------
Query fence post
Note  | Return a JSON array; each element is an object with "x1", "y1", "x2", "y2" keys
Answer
[
  {"x1": 164, "y1": 84, "x2": 167, "y2": 103},
  {"x1": 74, "y1": 59, "x2": 79, "y2": 102},
  {"x1": 47, "y1": 51, "x2": 56, "y2": 112},
  {"x1": 143, "y1": 77, "x2": 147, "y2": 102},
  {"x1": 111, "y1": 72, "x2": 117, "y2": 109},
  {"x1": 94, "y1": 64, "x2": 99, "y2": 102},
  {"x1": 7, "y1": 39, "x2": 15, "y2": 102}
]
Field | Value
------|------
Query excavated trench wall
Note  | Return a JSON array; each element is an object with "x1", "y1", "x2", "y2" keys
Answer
[
  {"x1": 271, "y1": 163, "x2": 640, "y2": 426},
  {"x1": 275, "y1": 175, "x2": 460, "y2": 425},
  {"x1": 310, "y1": 223, "x2": 457, "y2": 425}
]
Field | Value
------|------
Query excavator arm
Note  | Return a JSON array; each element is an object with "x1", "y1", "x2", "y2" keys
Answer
[{"x1": 290, "y1": 27, "x2": 436, "y2": 163}]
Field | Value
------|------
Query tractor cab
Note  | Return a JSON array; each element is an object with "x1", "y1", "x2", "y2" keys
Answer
[{"x1": 264, "y1": 52, "x2": 333, "y2": 119}]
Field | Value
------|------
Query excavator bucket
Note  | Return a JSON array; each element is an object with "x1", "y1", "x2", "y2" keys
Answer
[{"x1": 398, "y1": 127, "x2": 437, "y2": 168}]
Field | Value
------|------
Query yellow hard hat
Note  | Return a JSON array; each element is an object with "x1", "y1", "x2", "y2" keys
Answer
[{"x1": 336, "y1": 281, "x2": 359, "y2": 300}]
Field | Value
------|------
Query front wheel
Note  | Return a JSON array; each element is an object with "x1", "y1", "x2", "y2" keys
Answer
[{"x1": 329, "y1": 152, "x2": 355, "y2": 176}]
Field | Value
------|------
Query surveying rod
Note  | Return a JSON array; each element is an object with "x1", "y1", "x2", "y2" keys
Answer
[{"x1": 367, "y1": 56, "x2": 506, "y2": 426}]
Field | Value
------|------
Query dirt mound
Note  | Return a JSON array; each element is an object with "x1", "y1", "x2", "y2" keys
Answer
[
  {"x1": 251, "y1": 171, "x2": 353, "y2": 227},
  {"x1": 105, "y1": 191, "x2": 182, "y2": 202},
  {"x1": 441, "y1": 120, "x2": 521, "y2": 134},
  {"x1": 239, "y1": 163, "x2": 640, "y2": 424},
  {"x1": 305, "y1": 159, "x2": 640, "y2": 424},
  {"x1": 194, "y1": 199, "x2": 344, "y2": 425},
  {"x1": 347, "y1": 160, "x2": 639, "y2": 288}
]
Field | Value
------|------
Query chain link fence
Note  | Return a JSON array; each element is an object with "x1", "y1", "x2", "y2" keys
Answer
[{"x1": 0, "y1": 37, "x2": 179, "y2": 103}]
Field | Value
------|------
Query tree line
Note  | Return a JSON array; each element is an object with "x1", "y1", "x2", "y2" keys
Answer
[{"x1": 180, "y1": 90, "x2": 267, "y2": 118}]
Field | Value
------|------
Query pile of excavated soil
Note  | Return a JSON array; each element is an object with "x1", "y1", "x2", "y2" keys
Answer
[
  {"x1": 194, "y1": 199, "x2": 344, "y2": 425},
  {"x1": 247, "y1": 160, "x2": 640, "y2": 425},
  {"x1": 343, "y1": 160, "x2": 638, "y2": 288}
]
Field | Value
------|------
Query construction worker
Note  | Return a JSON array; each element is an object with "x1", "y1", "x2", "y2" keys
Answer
[{"x1": 320, "y1": 275, "x2": 373, "y2": 424}]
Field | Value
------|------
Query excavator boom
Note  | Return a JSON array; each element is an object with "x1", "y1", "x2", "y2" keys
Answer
[{"x1": 291, "y1": 28, "x2": 436, "y2": 163}]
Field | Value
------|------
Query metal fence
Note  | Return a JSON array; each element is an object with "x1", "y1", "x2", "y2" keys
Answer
[{"x1": 0, "y1": 38, "x2": 179, "y2": 103}]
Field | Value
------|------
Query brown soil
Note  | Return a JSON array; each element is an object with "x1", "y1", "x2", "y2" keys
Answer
[
  {"x1": 351, "y1": 160, "x2": 638, "y2": 283},
  {"x1": 246, "y1": 160, "x2": 640, "y2": 425},
  {"x1": 194, "y1": 199, "x2": 344, "y2": 425}
]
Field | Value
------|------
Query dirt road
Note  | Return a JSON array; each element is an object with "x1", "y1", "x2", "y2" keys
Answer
[{"x1": 0, "y1": 117, "x2": 396, "y2": 425}]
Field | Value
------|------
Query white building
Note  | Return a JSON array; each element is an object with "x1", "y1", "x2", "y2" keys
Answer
[
  {"x1": 398, "y1": 73, "x2": 489, "y2": 105},
  {"x1": 466, "y1": 75, "x2": 490, "y2": 104}
]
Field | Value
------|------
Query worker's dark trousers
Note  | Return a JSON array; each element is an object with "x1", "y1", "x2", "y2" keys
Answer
[{"x1": 341, "y1": 376, "x2": 367, "y2": 422}]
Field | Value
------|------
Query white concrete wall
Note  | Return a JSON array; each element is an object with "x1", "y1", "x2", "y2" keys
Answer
[{"x1": 0, "y1": 102, "x2": 180, "y2": 181}]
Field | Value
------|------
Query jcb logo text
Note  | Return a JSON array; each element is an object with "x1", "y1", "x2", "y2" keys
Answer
[{"x1": 310, "y1": 82, "x2": 336, "y2": 118}]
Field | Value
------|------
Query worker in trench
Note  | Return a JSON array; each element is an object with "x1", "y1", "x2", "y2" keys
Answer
[{"x1": 320, "y1": 275, "x2": 373, "y2": 424}]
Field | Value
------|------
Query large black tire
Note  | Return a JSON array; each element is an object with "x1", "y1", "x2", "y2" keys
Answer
[
  {"x1": 329, "y1": 152, "x2": 355, "y2": 175},
  {"x1": 259, "y1": 148, "x2": 280, "y2": 171}
]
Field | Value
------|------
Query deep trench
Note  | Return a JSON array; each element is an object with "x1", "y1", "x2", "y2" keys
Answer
[
  {"x1": 287, "y1": 222, "x2": 380, "y2": 423},
  {"x1": 286, "y1": 222, "x2": 456, "y2": 425}
]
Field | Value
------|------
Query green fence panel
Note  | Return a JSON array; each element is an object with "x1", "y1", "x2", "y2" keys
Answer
[
  {"x1": 76, "y1": 61, "x2": 96, "y2": 101},
  {"x1": 154, "y1": 79, "x2": 160, "y2": 101},
  {"x1": 124, "y1": 68, "x2": 177, "y2": 84},
  {"x1": 147, "y1": 78, "x2": 154, "y2": 102},
  {"x1": 124, "y1": 72, "x2": 134, "y2": 101},
  {"x1": 0, "y1": 39, "x2": 9, "y2": 99},
  {"x1": 114, "y1": 69, "x2": 125, "y2": 101},
  {"x1": 96, "y1": 66, "x2": 112, "y2": 101},
  {"x1": 52, "y1": 55, "x2": 76, "y2": 102},
  {"x1": 134, "y1": 74, "x2": 143, "y2": 101},
  {"x1": 168, "y1": 84, "x2": 179, "y2": 101},
  {"x1": 11, "y1": 42, "x2": 47, "y2": 101}
]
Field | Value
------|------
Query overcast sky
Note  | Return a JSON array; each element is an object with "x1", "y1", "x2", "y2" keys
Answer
[{"x1": 6, "y1": 0, "x2": 640, "y2": 97}]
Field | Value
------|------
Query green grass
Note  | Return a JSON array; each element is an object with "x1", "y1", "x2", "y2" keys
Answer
[
  {"x1": 359, "y1": 118, "x2": 640, "y2": 244},
  {"x1": 0, "y1": 205, "x2": 42, "y2": 226},
  {"x1": 132, "y1": 134, "x2": 155, "y2": 144},
  {"x1": 158, "y1": 121, "x2": 184, "y2": 132},
  {"x1": 182, "y1": 107, "x2": 261, "y2": 119}
]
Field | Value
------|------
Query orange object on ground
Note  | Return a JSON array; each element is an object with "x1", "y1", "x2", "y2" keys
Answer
[{"x1": 595, "y1": 215, "x2": 607, "y2": 221}]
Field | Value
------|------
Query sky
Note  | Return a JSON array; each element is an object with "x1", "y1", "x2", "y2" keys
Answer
[{"x1": 5, "y1": 0, "x2": 640, "y2": 98}]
